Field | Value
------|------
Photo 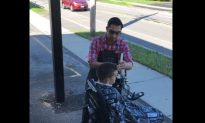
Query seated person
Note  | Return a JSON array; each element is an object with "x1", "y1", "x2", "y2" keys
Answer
[{"x1": 95, "y1": 62, "x2": 164, "y2": 123}]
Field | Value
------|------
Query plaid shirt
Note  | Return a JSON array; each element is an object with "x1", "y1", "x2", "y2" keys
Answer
[{"x1": 88, "y1": 35, "x2": 133, "y2": 63}]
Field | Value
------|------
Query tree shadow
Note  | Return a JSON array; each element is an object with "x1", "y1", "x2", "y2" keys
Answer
[{"x1": 123, "y1": 12, "x2": 158, "y2": 28}]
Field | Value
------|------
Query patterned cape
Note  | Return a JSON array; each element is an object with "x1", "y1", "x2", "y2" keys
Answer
[{"x1": 95, "y1": 82, "x2": 164, "y2": 123}]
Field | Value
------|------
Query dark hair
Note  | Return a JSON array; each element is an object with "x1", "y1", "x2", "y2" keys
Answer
[
  {"x1": 97, "y1": 62, "x2": 118, "y2": 81},
  {"x1": 107, "y1": 17, "x2": 123, "y2": 28}
]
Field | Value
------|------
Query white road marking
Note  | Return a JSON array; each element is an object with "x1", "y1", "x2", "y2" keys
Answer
[
  {"x1": 61, "y1": 16, "x2": 90, "y2": 30},
  {"x1": 32, "y1": 37, "x2": 52, "y2": 54}
]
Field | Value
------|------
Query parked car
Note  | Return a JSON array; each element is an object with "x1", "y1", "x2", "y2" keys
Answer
[{"x1": 61, "y1": 0, "x2": 88, "y2": 11}]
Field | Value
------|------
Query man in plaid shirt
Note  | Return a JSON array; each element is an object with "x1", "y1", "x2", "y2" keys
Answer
[
  {"x1": 82, "y1": 17, "x2": 134, "y2": 123},
  {"x1": 87, "y1": 17, "x2": 133, "y2": 83}
]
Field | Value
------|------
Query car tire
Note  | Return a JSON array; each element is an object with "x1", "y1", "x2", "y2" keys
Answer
[
  {"x1": 70, "y1": 5, "x2": 74, "y2": 11},
  {"x1": 62, "y1": 3, "x2": 66, "y2": 9}
]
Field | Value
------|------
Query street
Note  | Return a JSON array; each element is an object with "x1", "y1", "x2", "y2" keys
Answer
[{"x1": 31, "y1": 0, "x2": 172, "y2": 57}]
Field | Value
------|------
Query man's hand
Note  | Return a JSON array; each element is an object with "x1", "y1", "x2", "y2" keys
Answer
[
  {"x1": 117, "y1": 61, "x2": 126, "y2": 70},
  {"x1": 117, "y1": 61, "x2": 133, "y2": 70}
]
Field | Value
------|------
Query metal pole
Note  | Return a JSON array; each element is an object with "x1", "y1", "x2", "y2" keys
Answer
[
  {"x1": 90, "y1": 0, "x2": 96, "y2": 37},
  {"x1": 49, "y1": 0, "x2": 65, "y2": 103}
]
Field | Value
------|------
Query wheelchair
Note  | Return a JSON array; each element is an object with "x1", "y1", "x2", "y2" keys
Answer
[
  {"x1": 82, "y1": 70, "x2": 149, "y2": 123},
  {"x1": 83, "y1": 79, "x2": 113, "y2": 123}
]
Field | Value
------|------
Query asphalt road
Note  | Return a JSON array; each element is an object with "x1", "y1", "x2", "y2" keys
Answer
[{"x1": 31, "y1": 0, "x2": 172, "y2": 57}]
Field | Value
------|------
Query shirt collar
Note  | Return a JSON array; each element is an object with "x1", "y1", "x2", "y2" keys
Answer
[{"x1": 96, "y1": 81, "x2": 112, "y2": 87}]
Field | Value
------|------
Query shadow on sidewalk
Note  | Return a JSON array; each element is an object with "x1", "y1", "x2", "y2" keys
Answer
[{"x1": 30, "y1": 34, "x2": 88, "y2": 123}]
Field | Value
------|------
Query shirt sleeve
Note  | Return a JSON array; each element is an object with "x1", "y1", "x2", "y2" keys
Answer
[
  {"x1": 122, "y1": 41, "x2": 133, "y2": 63},
  {"x1": 88, "y1": 39, "x2": 98, "y2": 63}
]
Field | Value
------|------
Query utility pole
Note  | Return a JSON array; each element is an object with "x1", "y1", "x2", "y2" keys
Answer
[
  {"x1": 90, "y1": 0, "x2": 96, "y2": 37},
  {"x1": 49, "y1": 0, "x2": 65, "y2": 103}
]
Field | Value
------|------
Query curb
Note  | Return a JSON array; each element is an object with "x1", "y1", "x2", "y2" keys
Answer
[{"x1": 128, "y1": 2, "x2": 172, "y2": 11}]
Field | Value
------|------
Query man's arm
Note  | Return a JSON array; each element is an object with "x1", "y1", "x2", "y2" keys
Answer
[
  {"x1": 117, "y1": 61, "x2": 133, "y2": 70},
  {"x1": 88, "y1": 61, "x2": 103, "y2": 69},
  {"x1": 90, "y1": 61, "x2": 133, "y2": 70},
  {"x1": 88, "y1": 39, "x2": 101, "y2": 69},
  {"x1": 119, "y1": 41, "x2": 133, "y2": 70}
]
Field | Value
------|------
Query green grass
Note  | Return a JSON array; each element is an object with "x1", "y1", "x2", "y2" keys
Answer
[
  {"x1": 74, "y1": 31, "x2": 172, "y2": 78},
  {"x1": 30, "y1": 2, "x2": 47, "y2": 13},
  {"x1": 75, "y1": 31, "x2": 105, "y2": 40},
  {"x1": 98, "y1": 0, "x2": 131, "y2": 6},
  {"x1": 98, "y1": 0, "x2": 162, "y2": 6},
  {"x1": 129, "y1": 43, "x2": 172, "y2": 77},
  {"x1": 126, "y1": 0, "x2": 161, "y2": 4}
]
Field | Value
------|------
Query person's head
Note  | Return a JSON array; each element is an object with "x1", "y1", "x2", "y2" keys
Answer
[
  {"x1": 96, "y1": 62, "x2": 118, "y2": 85},
  {"x1": 106, "y1": 17, "x2": 123, "y2": 42}
]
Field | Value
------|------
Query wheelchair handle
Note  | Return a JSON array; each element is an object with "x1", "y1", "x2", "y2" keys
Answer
[{"x1": 128, "y1": 92, "x2": 144, "y2": 100}]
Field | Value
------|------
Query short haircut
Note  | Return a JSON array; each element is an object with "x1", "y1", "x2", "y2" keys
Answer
[
  {"x1": 97, "y1": 62, "x2": 118, "y2": 81},
  {"x1": 107, "y1": 17, "x2": 123, "y2": 28}
]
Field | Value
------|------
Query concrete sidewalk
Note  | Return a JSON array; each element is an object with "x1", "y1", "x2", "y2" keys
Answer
[{"x1": 30, "y1": 10, "x2": 172, "y2": 121}]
